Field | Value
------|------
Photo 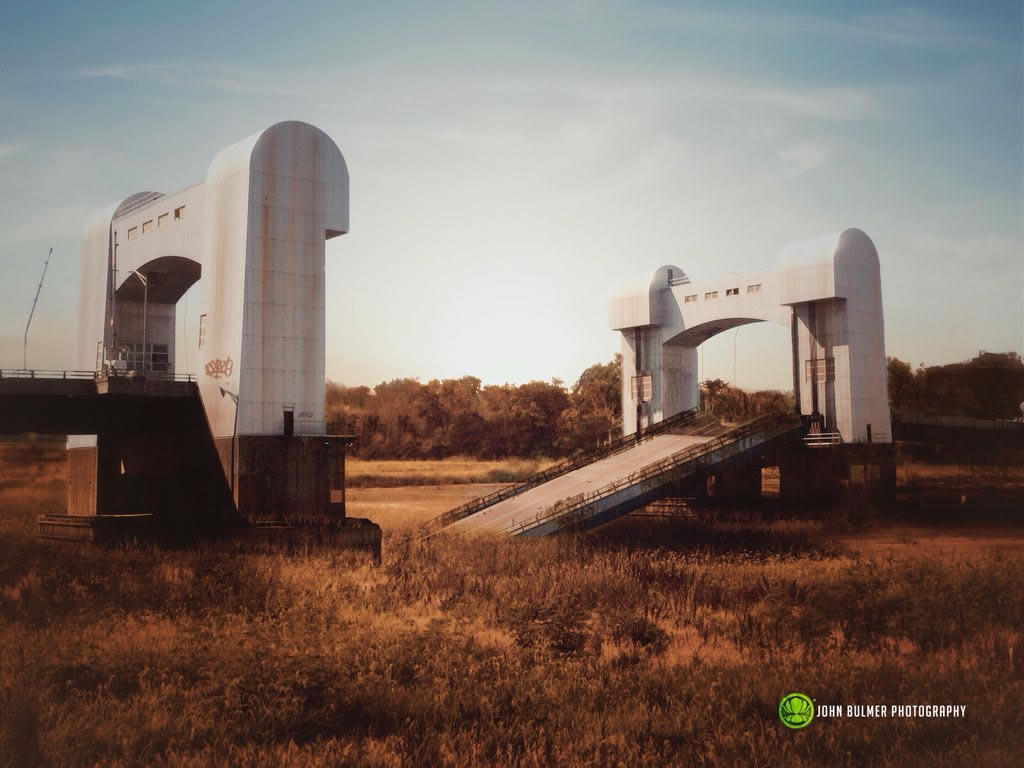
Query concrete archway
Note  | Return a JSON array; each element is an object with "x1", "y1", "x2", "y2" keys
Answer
[
  {"x1": 107, "y1": 255, "x2": 202, "y2": 374},
  {"x1": 610, "y1": 229, "x2": 890, "y2": 443}
]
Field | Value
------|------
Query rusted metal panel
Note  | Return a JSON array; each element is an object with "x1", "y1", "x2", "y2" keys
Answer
[{"x1": 67, "y1": 446, "x2": 97, "y2": 516}]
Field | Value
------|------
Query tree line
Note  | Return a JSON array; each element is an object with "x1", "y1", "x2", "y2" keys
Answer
[
  {"x1": 326, "y1": 350, "x2": 1023, "y2": 460},
  {"x1": 327, "y1": 356, "x2": 791, "y2": 460},
  {"x1": 887, "y1": 351, "x2": 1024, "y2": 420}
]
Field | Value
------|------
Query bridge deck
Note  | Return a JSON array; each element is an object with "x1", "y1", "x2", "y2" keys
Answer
[
  {"x1": 452, "y1": 433, "x2": 713, "y2": 535},
  {"x1": 0, "y1": 370, "x2": 198, "y2": 434},
  {"x1": 442, "y1": 415, "x2": 803, "y2": 537}
]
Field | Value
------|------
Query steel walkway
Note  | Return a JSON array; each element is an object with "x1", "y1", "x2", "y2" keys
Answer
[
  {"x1": 433, "y1": 413, "x2": 802, "y2": 537},
  {"x1": 427, "y1": 408, "x2": 702, "y2": 532}
]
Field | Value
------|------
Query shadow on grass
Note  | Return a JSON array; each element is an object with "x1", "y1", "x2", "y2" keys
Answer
[{"x1": 583, "y1": 513, "x2": 840, "y2": 558}]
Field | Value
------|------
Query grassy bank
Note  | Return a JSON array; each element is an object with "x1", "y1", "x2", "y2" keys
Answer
[{"x1": 1, "y1": 445, "x2": 1023, "y2": 766}]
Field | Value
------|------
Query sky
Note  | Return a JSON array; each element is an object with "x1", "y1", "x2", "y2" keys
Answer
[{"x1": 0, "y1": 0, "x2": 1021, "y2": 392}]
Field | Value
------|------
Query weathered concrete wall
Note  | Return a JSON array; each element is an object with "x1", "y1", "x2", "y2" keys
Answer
[{"x1": 214, "y1": 436, "x2": 348, "y2": 523}]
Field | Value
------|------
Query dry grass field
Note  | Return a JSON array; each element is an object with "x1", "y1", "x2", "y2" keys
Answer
[
  {"x1": 2, "y1": 444, "x2": 1024, "y2": 767},
  {"x1": 346, "y1": 458, "x2": 556, "y2": 488}
]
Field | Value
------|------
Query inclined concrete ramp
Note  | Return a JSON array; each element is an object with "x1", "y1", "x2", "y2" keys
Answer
[{"x1": 450, "y1": 433, "x2": 712, "y2": 535}]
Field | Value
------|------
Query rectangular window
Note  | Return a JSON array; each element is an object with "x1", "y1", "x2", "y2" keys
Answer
[
  {"x1": 142, "y1": 219, "x2": 154, "y2": 234},
  {"x1": 174, "y1": 205, "x2": 185, "y2": 220},
  {"x1": 127, "y1": 227, "x2": 138, "y2": 241},
  {"x1": 631, "y1": 373, "x2": 653, "y2": 401},
  {"x1": 726, "y1": 287, "x2": 739, "y2": 296},
  {"x1": 150, "y1": 343, "x2": 168, "y2": 372},
  {"x1": 804, "y1": 357, "x2": 836, "y2": 383},
  {"x1": 704, "y1": 291, "x2": 718, "y2": 300},
  {"x1": 747, "y1": 283, "x2": 762, "y2": 293},
  {"x1": 198, "y1": 314, "x2": 208, "y2": 349},
  {"x1": 684, "y1": 294, "x2": 697, "y2": 304},
  {"x1": 158, "y1": 213, "x2": 169, "y2": 227}
]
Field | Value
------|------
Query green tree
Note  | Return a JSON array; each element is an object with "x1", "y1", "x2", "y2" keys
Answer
[
  {"x1": 558, "y1": 354, "x2": 623, "y2": 452},
  {"x1": 887, "y1": 357, "x2": 917, "y2": 415}
]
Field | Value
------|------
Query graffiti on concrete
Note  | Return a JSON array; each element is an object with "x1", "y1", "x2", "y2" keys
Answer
[{"x1": 204, "y1": 357, "x2": 233, "y2": 379}]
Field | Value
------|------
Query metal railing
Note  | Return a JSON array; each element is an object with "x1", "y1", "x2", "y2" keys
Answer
[
  {"x1": 426, "y1": 407, "x2": 702, "y2": 531},
  {"x1": 99, "y1": 369, "x2": 197, "y2": 383},
  {"x1": 500, "y1": 412, "x2": 802, "y2": 536},
  {"x1": 0, "y1": 369, "x2": 98, "y2": 380},
  {"x1": 803, "y1": 431, "x2": 842, "y2": 447},
  {"x1": 894, "y1": 412, "x2": 1024, "y2": 433},
  {"x1": 1, "y1": 368, "x2": 196, "y2": 383}
]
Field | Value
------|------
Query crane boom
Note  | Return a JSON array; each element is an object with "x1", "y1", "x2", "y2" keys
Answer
[{"x1": 23, "y1": 247, "x2": 53, "y2": 369}]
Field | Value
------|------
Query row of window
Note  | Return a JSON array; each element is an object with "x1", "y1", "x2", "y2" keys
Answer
[
  {"x1": 804, "y1": 357, "x2": 836, "y2": 383},
  {"x1": 126, "y1": 205, "x2": 186, "y2": 241},
  {"x1": 630, "y1": 372, "x2": 653, "y2": 401},
  {"x1": 95, "y1": 342, "x2": 170, "y2": 372},
  {"x1": 683, "y1": 283, "x2": 761, "y2": 304}
]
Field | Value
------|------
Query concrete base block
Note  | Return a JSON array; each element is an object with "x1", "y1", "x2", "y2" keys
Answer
[{"x1": 214, "y1": 435, "x2": 350, "y2": 523}]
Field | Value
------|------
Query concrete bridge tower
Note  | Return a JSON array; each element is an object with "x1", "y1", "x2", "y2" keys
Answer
[
  {"x1": 66, "y1": 121, "x2": 353, "y2": 529},
  {"x1": 609, "y1": 229, "x2": 891, "y2": 444}
]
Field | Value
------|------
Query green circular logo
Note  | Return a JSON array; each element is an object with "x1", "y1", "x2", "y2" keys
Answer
[{"x1": 779, "y1": 692, "x2": 814, "y2": 729}]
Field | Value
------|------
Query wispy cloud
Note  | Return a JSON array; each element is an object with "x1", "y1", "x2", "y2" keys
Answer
[
  {"x1": 777, "y1": 141, "x2": 829, "y2": 178},
  {"x1": 205, "y1": 76, "x2": 291, "y2": 96},
  {"x1": 907, "y1": 233, "x2": 1021, "y2": 264},
  {"x1": 72, "y1": 61, "x2": 291, "y2": 96},
  {"x1": 0, "y1": 142, "x2": 22, "y2": 160},
  {"x1": 618, "y1": 4, "x2": 999, "y2": 49},
  {"x1": 681, "y1": 79, "x2": 880, "y2": 121},
  {"x1": 74, "y1": 63, "x2": 170, "y2": 80}
]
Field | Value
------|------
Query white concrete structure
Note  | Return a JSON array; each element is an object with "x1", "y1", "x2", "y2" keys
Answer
[
  {"x1": 610, "y1": 229, "x2": 890, "y2": 443},
  {"x1": 74, "y1": 121, "x2": 349, "y2": 443}
]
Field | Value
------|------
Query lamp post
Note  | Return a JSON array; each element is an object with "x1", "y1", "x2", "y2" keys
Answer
[
  {"x1": 130, "y1": 270, "x2": 148, "y2": 372},
  {"x1": 220, "y1": 386, "x2": 239, "y2": 500}
]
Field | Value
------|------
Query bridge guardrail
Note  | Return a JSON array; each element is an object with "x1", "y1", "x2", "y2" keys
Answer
[
  {"x1": 500, "y1": 412, "x2": 802, "y2": 536},
  {"x1": 425, "y1": 407, "x2": 702, "y2": 532},
  {"x1": 0, "y1": 369, "x2": 97, "y2": 380},
  {"x1": 804, "y1": 431, "x2": 842, "y2": 447},
  {"x1": 0, "y1": 368, "x2": 197, "y2": 383}
]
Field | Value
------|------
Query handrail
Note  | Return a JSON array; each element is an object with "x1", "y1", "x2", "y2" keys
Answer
[
  {"x1": 803, "y1": 431, "x2": 842, "y2": 447},
  {"x1": 500, "y1": 412, "x2": 801, "y2": 536},
  {"x1": 894, "y1": 412, "x2": 1024, "y2": 432},
  {"x1": 0, "y1": 369, "x2": 97, "y2": 380},
  {"x1": 0, "y1": 368, "x2": 197, "y2": 383},
  {"x1": 426, "y1": 407, "x2": 701, "y2": 531},
  {"x1": 99, "y1": 369, "x2": 197, "y2": 383}
]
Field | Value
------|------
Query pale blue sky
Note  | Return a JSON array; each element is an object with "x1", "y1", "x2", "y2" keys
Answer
[{"x1": 0, "y1": 1, "x2": 1020, "y2": 390}]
